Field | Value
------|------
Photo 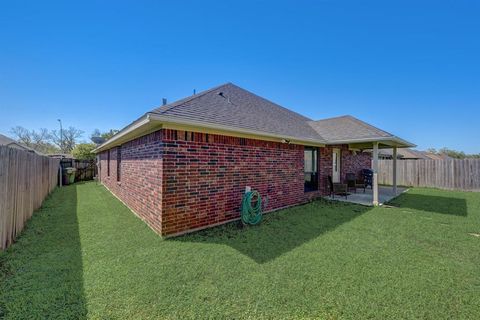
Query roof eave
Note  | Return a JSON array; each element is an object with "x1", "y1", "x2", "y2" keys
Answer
[
  {"x1": 149, "y1": 113, "x2": 327, "y2": 146},
  {"x1": 326, "y1": 136, "x2": 416, "y2": 148},
  {"x1": 93, "y1": 113, "x2": 328, "y2": 153},
  {"x1": 92, "y1": 114, "x2": 152, "y2": 153}
]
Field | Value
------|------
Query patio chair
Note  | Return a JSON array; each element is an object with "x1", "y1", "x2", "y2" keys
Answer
[
  {"x1": 328, "y1": 175, "x2": 348, "y2": 199},
  {"x1": 346, "y1": 172, "x2": 366, "y2": 193}
]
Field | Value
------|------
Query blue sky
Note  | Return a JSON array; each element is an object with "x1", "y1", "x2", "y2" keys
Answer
[{"x1": 1, "y1": 0, "x2": 479, "y2": 152}]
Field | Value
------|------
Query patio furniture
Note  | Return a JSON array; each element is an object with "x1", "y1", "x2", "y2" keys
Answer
[
  {"x1": 328, "y1": 175, "x2": 348, "y2": 199},
  {"x1": 362, "y1": 169, "x2": 373, "y2": 189},
  {"x1": 346, "y1": 172, "x2": 366, "y2": 193}
]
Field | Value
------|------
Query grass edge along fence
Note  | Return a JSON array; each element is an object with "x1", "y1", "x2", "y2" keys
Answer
[
  {"x1": 378, "y1": 159, "x2": 480, "y2": 191},
  {"x1": 0, "y1": 146, "x2": 59, "y2": 250}
]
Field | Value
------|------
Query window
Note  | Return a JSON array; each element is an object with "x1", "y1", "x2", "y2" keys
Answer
[
  {"x1": 304, "y1": 147, "x2": 318, "y2": 192},
  {"x1": 107, "y1": 150, "x2": 110, "y2": 176},
  {"x1": 116, "y1": 147, "x2": 122, "y2": 182}
]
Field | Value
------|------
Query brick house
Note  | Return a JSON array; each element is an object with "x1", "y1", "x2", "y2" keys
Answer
[{"x1": 94, "y1": 83, "x2": 413, "y2": 236}]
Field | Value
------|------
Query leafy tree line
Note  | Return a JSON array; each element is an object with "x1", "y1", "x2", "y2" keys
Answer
[
  {"x1": 9, "y1": 126, "x2": 118, "y2": 160},
  {"x1": 426, "y1": 147, "x2": 480, "y2": 159},
  {"x1": 10, "y1": 126, "x2": 479, "y2": 160}
]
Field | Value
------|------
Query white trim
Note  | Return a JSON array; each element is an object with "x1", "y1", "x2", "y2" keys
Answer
[
  {"x1": 93, "y1": 115, "x2": 151, "y2": 153},
  {"x1": 93, "y1": 113, "x2": 328, "y2": 153},
  {"x1": 372, "y1": 142, "x2": 379, "y2": 206},
  {"x1": 393, "y1": 147, "x2": 398, "y2": 195},
  {"x1": 330, "y1": 136, "x2": 415, "y2": 148},
  {"x1": 148, "y1": 114, "x2": 327, "y2": 146},
  {"x1": 93, "y1": 113, "x2": 415, "y2": 153},
  {"x1": 332, "y1": 148, "x2": 341, "y2": 183}
]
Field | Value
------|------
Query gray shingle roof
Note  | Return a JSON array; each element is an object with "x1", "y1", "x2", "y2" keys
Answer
[
  {"x1": 378, "y1": 148, "x2": 430, "y2": 159},
  {"x1": 307, "y1": 115, "x2": 393, "y2": 142},
  {"x1": 0, "y1": 133, "x2": 42, "y2": 154},
  {"x1": 0, "y1": 133, "x2": 17, "y2": 146},
  {"x1": 95, "y1": 82, "x2": 414, "y2": 152},
  {"x1": 151, "y1": 83, "x2": 325, "y2": 142}
]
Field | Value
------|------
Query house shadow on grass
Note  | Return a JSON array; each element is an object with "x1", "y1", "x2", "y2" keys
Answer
[
  {"x1": 173, "y1": 199, "x2": 371, "y2": 264},
  {"x1": 387, "y1": 193, "x2": 468, "y2": 216},
  {"x1": 0, "y1": 184, "x2": 87, "y2": 319}
]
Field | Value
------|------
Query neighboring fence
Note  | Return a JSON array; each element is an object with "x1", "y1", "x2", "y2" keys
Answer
[
  {"x1": 59, "y1": 158, "x2": 96, "y2": 182},
  {"x1": 0, "y1": 146, "x2": 59, "y2": 250},
  {"x1": 378, "y1": 159, "x2": 480, "y2": 191}
]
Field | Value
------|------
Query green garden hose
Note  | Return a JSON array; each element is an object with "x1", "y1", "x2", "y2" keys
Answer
[{"x1": 241, "y1": 190, "x2": 263, "y2": 225}]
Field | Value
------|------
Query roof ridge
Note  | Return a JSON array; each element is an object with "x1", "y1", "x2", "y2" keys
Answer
[
  {"x1": 311, "y1": 115, "x2": 352, "y2": 122},
  {"x1": 226, "y1": 83, "x2": 313, "y2": 121},
  {"x1": 305, "y1": 122, "x2": 326, "y2": 141},
  {"x1": 151, "y1": 82, "x2": 232, "y2": 115},
  {"x1": 312, "y1": 115, "x2": 394, "y2": 137},
  {"x1": 345, "y1": 115, "x2": 394, "y2": 137}
]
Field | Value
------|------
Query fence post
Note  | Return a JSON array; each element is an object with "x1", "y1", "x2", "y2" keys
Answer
[
  {"x1": 393, "y1": 147, "x2": 397, "y2": 195},
  {"x1": 372, "y1": 142, "x2": 379, "y2": 206}
]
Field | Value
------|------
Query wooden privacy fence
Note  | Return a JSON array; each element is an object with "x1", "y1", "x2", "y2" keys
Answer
[
  {"x1": 0, "y1": 146, "x2": 59, "y2": 250},
  {"x1": 378, "y1": 159, "x2": 480, "y2": 191}
]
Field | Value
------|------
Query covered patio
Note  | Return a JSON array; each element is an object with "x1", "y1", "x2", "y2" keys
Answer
[
  {"x1": 328, "y1": 136, "x2": 414, "y2": 206},
  {"x1": 324, "y1": 185, "x2": 408, "y2": 206},
  {"x1": 310, "y1": 116, "x2": 415, "y2": 206}
]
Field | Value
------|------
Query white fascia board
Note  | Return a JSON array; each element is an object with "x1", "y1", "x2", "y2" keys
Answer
[
  {"x1": 148, "y1": 113, "x2": 327, "y2": 146},
  {"x1": 327, "y1": 136, "x2": 416, "y2": 148},
  {"x1": 92, "y1": 114, "x2": 151, "y2": 153}
]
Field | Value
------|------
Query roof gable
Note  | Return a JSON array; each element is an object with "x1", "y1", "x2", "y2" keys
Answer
[
  {"x1": 0, "y1": 134, "x2": 41, "y2": 153},
  {"x1": 151, "y1": 83, "x2": 324, "y2": 142},
  {"x1": 308, "y1": 115, "x2": 393, "y2": 142},
  {"x1": 0, "y1": 133, "x2": 17, "y2": 145}
]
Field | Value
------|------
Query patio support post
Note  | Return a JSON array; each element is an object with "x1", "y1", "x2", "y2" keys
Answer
[
  {"x1": 372, "y1": 142, "x2": 379, "y2": 206},
  {"x1": 393, "y1": 146, "x2": 397, "y2": 195}
]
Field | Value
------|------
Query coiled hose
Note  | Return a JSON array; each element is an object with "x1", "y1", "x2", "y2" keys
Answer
[{"x1": 241, "y1": 190, "x2": 263, "y2": 225}]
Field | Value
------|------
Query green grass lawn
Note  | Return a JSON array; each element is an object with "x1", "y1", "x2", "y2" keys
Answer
[{"x1": 1, "y1": 182, "x2": 479, "y2": 319}]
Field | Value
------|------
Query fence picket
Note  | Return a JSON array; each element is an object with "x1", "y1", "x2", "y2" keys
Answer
[
  {"x1": 378, "y1": 159, "x2": 480, "y2": 191},
  {"x1": 0, "y1": 146, "x2": 59, "y2": 250}
]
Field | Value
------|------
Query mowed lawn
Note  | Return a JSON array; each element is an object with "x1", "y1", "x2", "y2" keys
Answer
[{"x1": 0, "y1": 182, "x2": 479, "y2": 319}]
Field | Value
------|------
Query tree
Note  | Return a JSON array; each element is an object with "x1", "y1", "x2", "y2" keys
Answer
[
  {"x1": 10, "y1": 126, "x2": 60, "y2": 154},
  {"x1": 438, "y1": 147, "x2": 466, "y2": 159},
  {"x1": 90, "y1": 128, "x2": 119, "y2": 144},
  {"x1": 51, "y1": 126, "x2": 84, "y2": 153},
  {"x1": 425, "y1": 148, "x2": 437, "y2": 154},
  {"x1": 72, "y1": 143, "x2": 96, "y2": 160},
  {"x1": 92, "y1": 128, "x2": 119, "y2": 140}
]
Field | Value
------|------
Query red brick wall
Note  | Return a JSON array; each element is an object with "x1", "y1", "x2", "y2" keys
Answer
[
  {"x1": 98, "y1": 129, "x2": 371, "y2": 237},
  {"x1": 341, "y1": 148, "x2": 372, "y2": 181},
  {"x1": 161, "y1": 129, "x2": 305, "y2": 235},
  {"x1": 99, "y1": 131, "x2": 163, "y2": 233},
  {"x1": 318, "y1": 145, "x2": 372, "y2": 194}
]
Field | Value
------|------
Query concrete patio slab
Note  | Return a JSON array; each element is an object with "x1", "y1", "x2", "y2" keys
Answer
[{"x1": 324, "y1": 185, "x2": 407, "y2": 206}]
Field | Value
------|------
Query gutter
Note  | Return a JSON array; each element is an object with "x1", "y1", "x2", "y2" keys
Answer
[
  {"x1": 93, "y1": 113, "x2": 415, "y2": 153},
  {"x1": 148, "y1": 113, "x2": 327, "y2": 146},
  {"x1": 327, "y1": 136, "x2": 416, "y2": 148},
  {"x1": 93, "y1": 113, "x2": 328, "y2": 153},
  {"x1": 92, "y1": 114, "x2": 151, "y2": 153}
]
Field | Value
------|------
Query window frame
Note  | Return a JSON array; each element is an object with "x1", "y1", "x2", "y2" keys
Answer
[
  {"x1": 107, "y1": 150, "x2": 110, "y2": 176},
  {"x1": 116, "y1": 146, "x2": 122, "y2": 182},
  {"x1": 304, "y1": 147, "x2": 319, "y2": 192}
]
